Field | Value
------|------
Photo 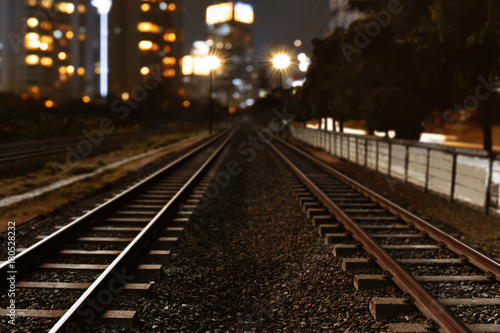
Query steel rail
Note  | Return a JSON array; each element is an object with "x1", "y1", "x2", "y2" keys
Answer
[
  {"x1": 48, "y1": 128, "x2": 236, "y2": 332},
  {"x1": 0, "y1": 140, "x2": 123, "y2": 162},
  {"x1": 0, "y1": 129, "x2": 229, "y2": 278},
  {"x1": 266, "y1": 136, "x2": 471, "y2": 333},
  {"x1": 278, "y1": 137, "x2": 500, "y2": 282}
]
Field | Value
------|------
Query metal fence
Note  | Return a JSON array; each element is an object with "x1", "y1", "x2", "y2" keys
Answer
[{"x1": 291, "y1": 126, "x2": 500, "y2": 215}]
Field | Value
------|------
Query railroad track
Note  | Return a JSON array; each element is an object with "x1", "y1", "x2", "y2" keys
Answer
[
  {"x1": 266, "y1": 136, "x2": 500, "y2": 333},
  {"x1": 0, "y1": 128, "x2": 236, "y2": 332},
  {"x1": 0, "y1": 134, "x2": 133, "y2": 164}
]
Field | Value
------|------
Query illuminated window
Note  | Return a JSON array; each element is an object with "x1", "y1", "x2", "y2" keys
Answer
[
  {"x1": 25, "y1": 54, "x2": 39, "y2": 65},
  {"x1": 77, "y1": 67, "x2": 85, "y2": 76},
  {"x1": 234, "y1": 3, "x2": 254, "y2": 24},
  {"x1": 193, "y1": 56, "x2": 209, "y2": 75},
  {"x1": 59, "y1": 2, "x2": 75, "y2": 14},
  {"x1": 27, "y1": 18, "x2": 39, "y2": 28},
  {"x1": 41, "y1": 22, "x2": 52, "y2": 30},
  {"x1": 41, "y1": 0, "x2": 52, "y2": 8},
  {"x1": 141, "y1": 3, "x2": 150, "y2": 11},
  {"x1": 67, "y1": 65, "x2": 75, "y2": 75},
  {"x1": 164, "y1": 69, "x2": 176, "y2": 77},
  {"x1": 206, "y1": 3, "x2": 233, "y2": 25},
  {"x1": 58, "y1": 52, "x2": 67, "y2": 60},
  {"x1": 163, "y1": 57, "x2": 176, "y2": 66},
  {"x1": 45, "y1": 100, "x2": 54, "y2": 108},
  {"x1": 139, "y1": 40, "x2": 153, "y2": 51},
  {"x1": 26, "y1": 32, "x2": 40, "y2": 41},
  {"x1": 41, "y1": 35, "x2": 53, "y2": 43},
  {"x1": 26, "y1": 40, "x2": 41, "y2": 49},
  {"x1": 40, "y1": 57, "x2": 53, "y2": 66},
  {"x1": 140, "y1": 67, "x2": 150, "y2": 75},
  {"x1": 66, "y1": 31, "x2": 74, "y2": 39},
  {"x1": 164, "y1": 32, "x2": 176, "y2": 42},
  {"x1": 41, "y1": 35, "x2": 53, "y2": 50},
  {"x1": 54, "y1": 30, "x2": 63, "y2": 39},
  {"x1": 137, "y1": 22, "x2": 160, "y2": 33},
  {"x1": 182, "y1": 56, "x2": 194, "y2": 75}
]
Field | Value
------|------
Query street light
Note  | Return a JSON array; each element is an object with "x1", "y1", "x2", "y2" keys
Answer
[
  {"x1": 272, "y1": 53, "x2": 291, "y2": 90},
  {"x1": 206, "y1": 55, "x2": 221, "y2": 134},
  {"x1": 91, "y1": 0, "x2": 112, "y2": 98}
]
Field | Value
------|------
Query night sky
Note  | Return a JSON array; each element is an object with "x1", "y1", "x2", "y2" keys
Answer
[{"x1": 184, "y1": 0, "x2": 331, "y2": 59}]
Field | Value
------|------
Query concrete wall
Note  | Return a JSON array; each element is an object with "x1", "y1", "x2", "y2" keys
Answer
[{"x1": 291, "y1": 126, "x2": 499, "y2": 215}]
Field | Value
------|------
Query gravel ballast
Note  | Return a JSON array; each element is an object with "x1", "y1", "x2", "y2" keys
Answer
[{"x1": 82, "y1": 129, "x2": 412, "y2": 332}]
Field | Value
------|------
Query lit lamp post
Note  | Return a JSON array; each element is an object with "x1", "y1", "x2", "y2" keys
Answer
[
  {"x1": 91, "y1": 0, "x2": 112, "y2": 98},
  {"x1": 206, "y1": 55, "x2": 221, "y2": 134},
  {"x1": 272, "y1": 53, "x2": 291, "y2": 90}
]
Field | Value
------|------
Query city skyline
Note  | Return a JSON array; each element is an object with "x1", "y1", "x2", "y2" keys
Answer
[
  {"x1": 0, "y1": 0, "x2": 184, "y2": 104},
  {"x1": 184, "y1": 0, "x2": 331, "y2": 58}
]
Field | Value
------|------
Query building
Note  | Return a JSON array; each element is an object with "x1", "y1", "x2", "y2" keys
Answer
[
  {"x1": 0, "y1": 0, "x2": 100, "y2": 102},
  {"x1": 182, "y1": 1, "x2": 257, "y2": 109},
  {"x1": 0, "y1": 0, "x2": 184, "y2": 104},
  {"x1": 108, "y1": 0, "x2": 184, "y2": 100}
]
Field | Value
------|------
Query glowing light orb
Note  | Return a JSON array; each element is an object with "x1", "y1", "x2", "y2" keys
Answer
[{"x1": 272, "y1": 53, "x2": 291, "y2": 70}]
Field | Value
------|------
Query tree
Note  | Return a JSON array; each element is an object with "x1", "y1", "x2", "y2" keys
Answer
[{"x1": 424, "y1": 0, "x2": 500, "y2": 152}]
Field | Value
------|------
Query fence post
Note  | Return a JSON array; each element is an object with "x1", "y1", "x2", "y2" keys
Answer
[
  {"x1": 356, "y1": 137, "x2": 359, "y2": 164},
  {"x1": 364, "y1": 139, "x2": 368, "y2": 167},
  {"x1": 404, "y1": 145, "x2": 409, "y2": 183},
  {"x1": 375, "y1": 140, "x2": 379, "y2": 172},
  {"x1": 425, "y1": 148, "x2": 431, "y2": 193},
  {"x1": 334, "y1": 133, "x2": 337, "y2": 157},
  {"x1": 450, "y1": 153, "x2": 457, "y2": 203},
  {"x1": 347, "y1": 136, "x2": 350, "y2": 161},
  {"x1": 484, "y1": 156, "x2": 494, "y2": 215},
  {"x1": 328, "y1": 132, "x2": 332, "y2": 154},
  {"x1": 388, "y1": 141, "x2": 392, "y2": 176}
]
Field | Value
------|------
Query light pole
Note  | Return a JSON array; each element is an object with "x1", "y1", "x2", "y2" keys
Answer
[
  {"x1": 206, "y1": 55, "x2": 221, "y2": 134},
  {"x1": 272, "y1": 53, "x2": 291, "y2": 90},
  {"x1": 91, "y1": 0, "x2": 112, "y2": 98}
]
